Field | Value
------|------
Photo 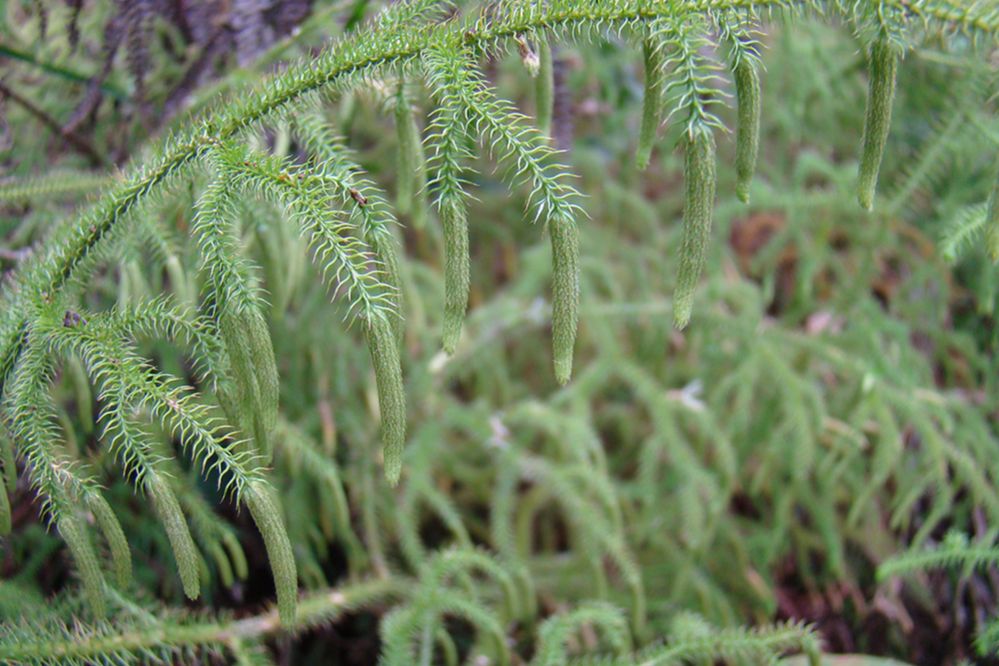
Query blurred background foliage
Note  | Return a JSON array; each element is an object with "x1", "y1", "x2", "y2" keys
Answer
[{"x1": 1, "y1": 0, "x2": 998, "y2": 664}]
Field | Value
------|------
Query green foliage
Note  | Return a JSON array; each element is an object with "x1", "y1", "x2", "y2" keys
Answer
[
  {"x1": 0, "y1": 0, "x2": 997, "y2": 664},
  {"x1": 535, "y1": 39, "x2": 556, "y2": 138},
  {"x1": 0, "y1": 171, "x2": 112, "y2": 204},
  {"x1": 879, "y1": 532, "x2": 999, "y2": 657},
  {"x1": 428, "y1": 92, "x2": 474, "y2": 353},
  {"x1": 733, "y1": 56, "x2": 761, "y2": 204},
  {"x1": 879, "y1": 531, "x2": 999, "y2": 581},
  {"x1": 364, "y1": 316, "x2": 407, "y2": 485},
  {"x1": 0, "y1": 579, "x2": 405, "y2": 665},
  {"x1": 571, "y1": 618, "x2": 821, "y2": 665},
  {"x1": 145, "y1": 471, "x2": 200, "y2": 601},
  {"x1": 636, "y1": 37, "x2": 667, "y2": 171},
  {"x1": 987, "y1": 160, "x2": 999, "y2": 261},
  {"x1": 395, "y1": 81, "x2": 430, "y2": 229},
  {"x1": 533, "y1": 602, "x2": 632, "y2": 665},
  {"x1": 857, "y1": 37, "x2": 900, "y2": 212},
  {"x1": 550, "y1": 212, "x2": 581, "y2": 383},
  {"x1": 673, "y1": 129, "x2": 717, "y2": 329}
]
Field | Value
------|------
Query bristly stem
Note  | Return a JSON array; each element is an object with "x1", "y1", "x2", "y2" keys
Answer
[
  {"x1": 0, "y1": 579, "x2": 406, "y2": 663},
  {"x1": 0, "y1": 0, "x2": 989, "y2": 393}
]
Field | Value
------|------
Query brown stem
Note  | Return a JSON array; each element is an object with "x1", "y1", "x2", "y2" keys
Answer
[{"x1": 0, "y1": 80, "x2": 109, "y2": 167}]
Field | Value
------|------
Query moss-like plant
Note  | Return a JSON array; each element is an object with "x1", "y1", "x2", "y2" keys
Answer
[{"x1": 0, "y1": 0, "x2": 996, "y2": 662}]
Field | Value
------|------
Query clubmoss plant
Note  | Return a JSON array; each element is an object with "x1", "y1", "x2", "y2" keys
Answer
[{"x1": 0, "y1": 0, "x2": 996, "y2": 662}]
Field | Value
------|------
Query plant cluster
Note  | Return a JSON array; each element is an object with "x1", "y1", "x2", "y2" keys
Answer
[{"x1": 0, "y1": 0, "x2": 997, "y2": 664}]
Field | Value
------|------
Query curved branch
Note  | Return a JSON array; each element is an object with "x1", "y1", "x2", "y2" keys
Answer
[
  {"x1": 0, "y1": 579, "x2": 405, "y2": 663},
  {"x1": 0, "y1": 0, "x2": 993, "y2": 399}
]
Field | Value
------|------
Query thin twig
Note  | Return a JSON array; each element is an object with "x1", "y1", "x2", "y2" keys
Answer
[
  {"x1": 0, "y1": 80, "x2": 109, "y2": 167},
  {"x1": 0, "y1": 45, "x2": 128, "y2": 100}
]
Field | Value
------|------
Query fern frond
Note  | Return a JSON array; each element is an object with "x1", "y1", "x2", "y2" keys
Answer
[
  {"x1": 291, "y1": 110, "x2": 404, "y2": 333},
  {"x1": 95, "y1": 297, "x2": 222, "y2": 388},
  {"x1": 398, "y1": 476, "x2": 472, "y2": 568},
  {"x1": 657, "y1": 13, "x2": 727, "y2": 139},
  {"x1": 976, "y1": 618, "x2": 999, "y2": 657},
  {"x1": 1, "y1": 1, "x2": 998, "y2": 642},
  {"x1": 423, "y1": 43, "x2": 581, "y2": 380},
  {"x1": 192, "y1": 167, "x2": 279, "y2": 462},
  {"x1": 381, "y1": 585, "x2": 509, "y2": 666},
  {"x1": 940, "y1": 203, "x2": 989, "y2": 262},
  {"x1": 1, "y1": 339, "x2": 110, "y2": 617},
  {"x1": 570, "y1": 619, "x2": 821, "y2": 666},
  {"x1": 878, "y1": 531, "x2": 999, "y2": 581},
  {"x1": 213, "y1": 143, "x2": 395, "y2": 323},
  {"x1": 422, "y1": 548, "x2": 522, "y2": 621},
  {"x1": 533, "y1": 602, "x2": 631, "y2": 666},
  {"x1": 28, "y1": 299, "x2": 304, "y2": 618},
  {"x1": 0, "y1": 171, "x2": 111, "y2": 204},
  {"x1": 0, "y1": 579, "x2": 403, "y2": 665},
  {"x1": 376, "y1": 0, "x2": 453, "y2": 34},
  {"x1": 716, "y1": 13, "x2": 763, "y2": 203},
  {"x1": 42, "y1": 311, "x2": 264, "y2": 503},
  {"x1": 1, "y1": 0, "x2": 994, "y2": 405}
]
